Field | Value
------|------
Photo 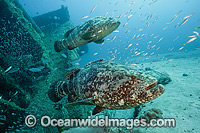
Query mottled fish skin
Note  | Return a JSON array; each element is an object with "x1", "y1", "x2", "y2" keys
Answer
[
  {"x1": 48, "y1": 60, "x2": 165, "y2": 111},
  {"x1": 54, "y1": 16, "x2": 120, "y2": 52}
]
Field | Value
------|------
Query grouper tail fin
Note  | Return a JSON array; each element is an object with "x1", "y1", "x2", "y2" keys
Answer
[
  {"x1": 48, "y1": 81, "x2": 70, "y2": 102},
  {"x1": 54, "y1": 40, "x2": 68, "y2": 52}
]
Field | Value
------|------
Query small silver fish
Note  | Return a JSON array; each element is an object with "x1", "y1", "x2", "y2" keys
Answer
[
  {"x1": 61, "y1": 53, "x2": 68, "y2": 58},
  {"x1": 28, "y1": 68, "x2": 41, "y2": 72},
  {"x1": 35, "y1": 75, "x2": 44, "y2": 81},
  {"x1": 42, "y1": 60, "x2": 50, "y2": 64},
  {"x1": 37, "y1": 66, "x2": 45, "y2": 70},
  {"x1": 50, "y1": 68, "x2": 57, "y2": 73},
  {"x1": 4, "y1": 66, "x2": 12, "y2": 73},
  {"x1": 7, "y1": 68, "x2": 19, "y2": 74}
]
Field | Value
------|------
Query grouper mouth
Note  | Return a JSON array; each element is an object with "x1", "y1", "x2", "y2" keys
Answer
[
  {"x1": 110, "y1": 20, "x2": 120, "y2": 29},
  {"x1": 125, "y1": 80, "x2": 165, "y2": 107},
  {"x1": 145, "y1": 81, "x2": 158, "y2": 91},
  {"x1": 139, "y1": 82, "x2": 165, "y2": 102}
]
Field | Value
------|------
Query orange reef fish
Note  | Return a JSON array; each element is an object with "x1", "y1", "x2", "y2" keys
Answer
[
  {"x1": 150, "y1": 45, "x2": 156, "y2": 49},
  {"x1": 123, "y1": 22, "x2": 128, "y2": 27},
  {"x1": 175, "y1": 10, "x2": 183, "y2": 16},
  {"x1": 179, "y1": 46, "x2": 184, "y2": 50},
  {"x1": 157, "y1": 37, "x2": 163, "y2": 43},
  {"x1": 132, "y1": 34, "x2": 136, "y2": 39},
  {"x1": 93, "y1": 53, "x2": 98, "y2": 56},
  {"x1": 179, "y1": 18, "x2": 189, "y2": 27},
  {"x1": 111, "y1": 35, "x2": 116, "y2": 41},
  {"x1": 80, "y1": 16, "x2": 89, "y2": 19},
  {"x1": 193, "y1": 31, "x2": 199, "y2": 37},
  {"x1": 113, "y1": 30, "x2": 119, "y2": 32},
  {"x1": 90, "y1": 5, "x2": 97, "y2": 14},
  {"x1": 128, "y1": 14, "x2": 133, "y2": 19},
  {"x1": 162, "y1": 27, "x2": 168, "y2": 30},
  {"x1": 183, "y1": 13, "x2": 194, "y2": 20},
  {"x1": 104, "y1": 12, "x2": 109, "y2": 17},
  {"x1": 167, "y1": 15, "x2": 178, "y2": 24},
  {"x1": 119, "y1": 13, "x2": 124, "y2": 18},
  {"x1": 184, "y1": 37, "x2": 197, "y2": 45},
  {"x1": 109, "y1": 57, "x2": 115, "y2": 61},
  {"x1": 125, "y1": 44, "x2": 132, "y2": 49},
  {"x1": 188, "y1": 35, "x2": 196, "y2": 38}
]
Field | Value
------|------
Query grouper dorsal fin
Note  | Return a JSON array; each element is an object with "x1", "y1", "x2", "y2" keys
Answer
[
  {"x1": 64, "y1": 68, "x2": 81, "y2": 81},
  {"x1": 64, "y1": 28, "x2": 75, "y2": 38},
  {"x1": 85, "y1": 59, "x2": 105, "y2": 67},
  {"x1": 64, "y1": 96, "x2": 95, "y2": 108}
]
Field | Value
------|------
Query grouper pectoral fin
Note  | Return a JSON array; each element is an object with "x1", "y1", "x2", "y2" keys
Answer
[
  {"x1": 81, "y1": 31, "x2": 95, "y2": 41},
  {"x1": 64, "y1": 96, "x2": 95, "y2": 108},
  {"x1": 64, "y1": 28, "x2": 75, "y2": 38},
  {"x1": 94, "y1": 39, "x2": 104, "y2": 44},
  {"x1": 92, "y1": 106, "x2": 104, "y2": 115}
]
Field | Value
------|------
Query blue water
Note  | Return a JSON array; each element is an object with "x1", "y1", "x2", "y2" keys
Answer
[
  {"x1": 1, "y1": 0, "x2": 199, "y2": 132},
  {"x1": 19, "y1": 0, "x2": 200, "y2": 66}
]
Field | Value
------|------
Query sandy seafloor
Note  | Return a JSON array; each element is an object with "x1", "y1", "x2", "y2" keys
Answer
[{"x1": 63, "y1": 49, "x2": 200, "y2": 133}]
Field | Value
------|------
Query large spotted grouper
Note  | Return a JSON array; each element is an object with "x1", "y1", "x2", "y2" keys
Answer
[
  {"x1": 48, "y1": 60, "x2": 165, "y2": 115},
  {"x1": 54, "y1": 16, "x2": 120, "y2": 52}
]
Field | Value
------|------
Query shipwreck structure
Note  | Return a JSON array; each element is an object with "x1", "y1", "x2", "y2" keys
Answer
[{"x1": 0, "y1": 0, "x2": 80, "y2": 132}]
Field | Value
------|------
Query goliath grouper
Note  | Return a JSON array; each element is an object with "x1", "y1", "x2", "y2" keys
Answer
[
  {"x1": 48, "y1": 59, "x2": 165, "y2": 115},
  {"x1": 54, "y1": 16, "x2": 120, "y2": 52}
]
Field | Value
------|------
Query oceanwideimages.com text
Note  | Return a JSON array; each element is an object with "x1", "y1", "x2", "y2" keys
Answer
[{"x1": 25, "y1": 115, "x2": 176, "y2": 129}]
